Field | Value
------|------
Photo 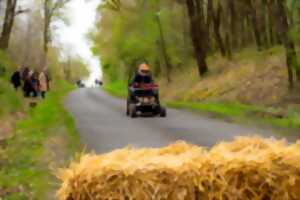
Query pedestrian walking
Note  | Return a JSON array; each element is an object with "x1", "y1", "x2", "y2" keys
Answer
[
  {"x1": 30, "y1": 71, "x2": 39, "y2": 98},
  {"x1": 22, "y1": 67, "x2": 32, "y2": 97},
  {"x1": 10, "y1": 69, "x2": 21, "y2": 90},
  {"x1": 38, "y1": 70, "x2": 48, "y2": 99}
]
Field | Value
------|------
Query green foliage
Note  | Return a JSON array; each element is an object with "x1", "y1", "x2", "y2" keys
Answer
[
  {"x1": 0, "y1": 50, "x2": 14, "y2": 77},
  {"x1": 103, "y1": 80, "x2": 127, "y2": 98},
  {"x1": 0, "y1": 80, "x2": 80, "y2": 199},
  {"x1": 0, "y1": 51, "x2": 22, "y2": 117},
  {"x1": 47, "y1": 48, "x2": 89, "y2": 83},
  {"x1": 288, "y1": 0, "x2": 300, "y2": 43},
  {"x1": 91, "y1": 0, "x2": 191, "y2": 82},
  {"x1": 168, "y1": 101, "x2": 300, "y2": 131},
  {"x1": 168, "y1": 101, "x2": 261, "y2": 118},
  {"x1": 0, "y1": 79, "x2": 22, "y2": 117}
]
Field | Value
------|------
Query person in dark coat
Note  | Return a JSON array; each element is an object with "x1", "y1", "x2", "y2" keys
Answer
[
  {"x1": 22, "y1": 68, "x2": 33, "y2": 97},
  {"x1": 10, "y1": 70, "x2": 22, "y2": 90},
  {"x1": 130, "y1": 63, "x2": 154, "y2": 86},
  {"x1": 30, "y1": 71, "x2": 39, "y2": 98},
  {"x1": 128, "y1": 63, "x2": 159, "y2": 104}
]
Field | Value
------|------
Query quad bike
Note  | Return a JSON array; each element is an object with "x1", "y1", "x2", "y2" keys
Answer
[{"x1": 126, "y1": 83, "x2": 167, "y2": 118}]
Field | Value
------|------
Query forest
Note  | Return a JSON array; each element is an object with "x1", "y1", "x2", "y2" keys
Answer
[
  {"x1": 0, "y1": 0, "x2": 88, "y2": 82},
  {"x1": 0, "y1": 1, "x2": 86, "y2": 199},
  {"x1": 92, "y1": 0, "x2": 300, "y2": 93},
  {"x1": 1, "y1": 0, "x2": 300, "y2": 199}
]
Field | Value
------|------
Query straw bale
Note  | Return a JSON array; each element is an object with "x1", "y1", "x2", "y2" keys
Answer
[{"x1": 57, "y1": 137, "x2": 300, "y2": 200}]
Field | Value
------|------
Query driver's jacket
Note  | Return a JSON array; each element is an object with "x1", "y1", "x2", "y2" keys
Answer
[{"x1": 130, "y1": 73, "x2": 153, "y2": 86}]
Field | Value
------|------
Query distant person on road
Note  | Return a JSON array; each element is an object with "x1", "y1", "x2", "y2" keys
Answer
[
  {"x1": 95, "y1": 79, "x2": 103, "y2": 86},
  {"x1": 38, "y1": 70, "x2": 48, "y2": 99},
  {"x1": 10, "y1": 69, "x2": 22, "y2": 90}
]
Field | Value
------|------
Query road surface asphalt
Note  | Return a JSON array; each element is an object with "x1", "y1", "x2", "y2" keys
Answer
[{"x1": 65, "y1": 88, "x2": 295, "y2": 153}]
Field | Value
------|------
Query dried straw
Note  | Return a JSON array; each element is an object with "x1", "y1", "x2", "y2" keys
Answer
[{"x1": 57, "y1": 137, "x2": 300, "y2": 200}]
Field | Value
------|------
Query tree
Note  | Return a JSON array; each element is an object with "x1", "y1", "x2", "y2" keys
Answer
[
  {"x1": 0, "y1": 0, "x2": 28, "y2": 49},
  {"x1": 156, "y1": 12, "x2": 172, "y2": 83},
  {"x1": 186, "y1": 0, "x2": 208, "y2": 76},
  {"x1": 210, "y1": 0, "x2": 226, "y2": 57},
  {"x1": 42, "y1": 0, "x2": 71, "y2": 62},
  {"x1": 101, "y1": 0, "x2": 121, "y2": 11},
  {"x1": 273, "y1": 0, "x2": 298, "y2": 88}
]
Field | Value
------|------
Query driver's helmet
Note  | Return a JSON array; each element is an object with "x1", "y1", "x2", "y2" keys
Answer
[{"x1": 138, "y1": 63, "x2": 150, "y2": 76}]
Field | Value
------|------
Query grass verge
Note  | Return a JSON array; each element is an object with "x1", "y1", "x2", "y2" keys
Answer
[
  {"x1": 0, "y1": 78, "x2": 23, "y2": 118},
  {"x1": 103, "y1": 80, "x2": 127, "y2": 98},
  {"x1": 168, "y1": 101, "x2": 300, "y2": 131},
  {"x1": 103, "y1": 78, "x2": 300, "y2": 132},
  {"x1": 0, "y1": 80, "x2": 80, "y2": 199}
]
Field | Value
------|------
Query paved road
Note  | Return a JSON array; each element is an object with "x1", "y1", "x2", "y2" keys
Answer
[{"x1": 65, "y1": 88, "x2": 290, "y2": 153}]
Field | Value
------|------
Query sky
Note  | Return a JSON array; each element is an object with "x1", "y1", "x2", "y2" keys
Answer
[{"x1": 57, "y1": 0, "x2": 102, "y2": 85}]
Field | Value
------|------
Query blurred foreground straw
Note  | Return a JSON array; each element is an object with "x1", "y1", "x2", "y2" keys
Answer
[{"x1": 57, "y1": 137, "x2": 300, "y2": 200}]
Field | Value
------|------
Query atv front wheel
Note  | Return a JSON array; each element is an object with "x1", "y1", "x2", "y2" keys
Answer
[
  {"x1": 160, "y1": 107, "x2": 167, "y2": 117},
  {"x1": 129, "y1": 104, "x2": 137, "y2": 118},
  {"x1": 126, "y1": 101, "x2": 130, "y2": 116}
]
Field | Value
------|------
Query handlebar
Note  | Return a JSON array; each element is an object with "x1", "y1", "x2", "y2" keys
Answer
[{"x1": 131, "y1": 83, "x2": 159, "y2": 90}]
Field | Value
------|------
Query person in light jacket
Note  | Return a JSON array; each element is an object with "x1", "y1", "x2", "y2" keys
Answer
[{"x1": 38, "y1": 71, "x2": 48, "y2": 99}]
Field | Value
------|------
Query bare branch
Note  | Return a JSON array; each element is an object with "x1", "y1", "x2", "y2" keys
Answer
[{"x1": 14, "y1": 8, "x2": 30, "y2": 16}]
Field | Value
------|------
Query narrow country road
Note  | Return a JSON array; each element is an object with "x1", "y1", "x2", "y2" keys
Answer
[{"x1": 66, "y1": 88, "x2": 291, "y2": 153}]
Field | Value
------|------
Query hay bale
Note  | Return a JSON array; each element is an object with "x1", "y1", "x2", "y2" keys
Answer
[{"x1": 57, "y1": 137, "x2": 300, "y2": 200}]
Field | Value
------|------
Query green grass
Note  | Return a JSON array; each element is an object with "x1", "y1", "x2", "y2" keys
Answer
[
  {"x1": 167, "y1": 101, "x2": 261, "y2": 117},
  {"x1": 168, "y1": 101, "x2": 300, "y2": 131},
  {"x1": 0, "y1": 80, "x2": 80, "y2": 199},
  {"x1": 0, "y1": 50, "x2": 21, "y2": 117},
  {"x1": 103, "y1": 80, "x2": 127, "y2": 98},
  {"x1": 0, "y1": 78, "x2": 22, "y2": 117},
  {"x1": 0, "y1": 50, "x2": 13, "y2": 78},
  {"x1": 103, "y1": 79, "x2": 300, "y2": 131}
]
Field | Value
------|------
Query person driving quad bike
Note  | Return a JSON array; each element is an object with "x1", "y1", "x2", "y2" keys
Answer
[
  {"x1": 130, "y1": 63, "x2": 153, "y2": 85},
  {"x1": 129, "y1": 63, "x2": 158, "y2": 103},
  {"x1": 127, "y1": 63, "x2": 166, "y2": 118}
]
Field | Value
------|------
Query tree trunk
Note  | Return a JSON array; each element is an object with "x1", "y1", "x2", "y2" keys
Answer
[
  {"x1": 43, "y1": 0, "x2": 54, "y2": 67},
  {"x1": 156, "y1": 13, "x2": 172, "y2": 83},
  {"x1": 0, "y1": 0, "x2": 17, "y2": 50},
  {"x1": 211, "y1": 1, "x2": 226, "y2": 57},
  {"x1": 43, "y1": 17, "x2": 50, "y2": 56},
  {"x1": 225, "y1": 30, "x2": 232, "y2": 59},
  {"x1": 228, "y1": 0, "x2": 237, "y2": 48},
  {"x1": 205, "y1": 0, "x2": 213, "y2": 52},
  {"x1": 246, "y1": 0, "x2": 263, "y2": 51},
  {"x1": 273, "y1": 0, "x2": 297, "y2": 89},
  {"x1": 186, "y1": 0, "x2": 208, "y2": 76},
  {"x1": 266, "y1": 2, "x2": 275, "y2": 46}
]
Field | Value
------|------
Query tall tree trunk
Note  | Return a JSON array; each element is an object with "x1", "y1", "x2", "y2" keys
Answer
[
  {"x1": 0, "y1": 0, "x2": 17, "y2": 50},
  {"x1": 260, "y1": 1, "x2": 269, "y2": 47},
  {"x1": 186, "y1": 0, "x2": 208, "y2": 76},
  {"x1": 206, "y1": 0, "x2": 213, "y2": 52},
  {"x1": 273, "y1": 0, "x2": 297, "y2": 89},
  {"x1": 156, "y1": 13, "x2": 172, "y2": 83},
  {"x1": 181, "y1": 3, "x2": 191, "y2": 60},
  {"x1": 43, "y1": 17, "x2": 50, "y2": 56},
  {"x1": 211, "y1": 1, "x2": 226, "y2": 57},
  {"x1": 225, "y1": 30, "x2": 232, "y2": 59},
  {"x1": 228, "y1": 0, "x2": 237, "y2": 48},
  {"x1": 246, "y1": 0, "x2": 263, "y2": 50},
  {"x1": 266, "y1": 2, "x2": 276, "y2": 46},
  {"x1": 238, "y1": 14, "x2": 247, "y2": 48}
]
